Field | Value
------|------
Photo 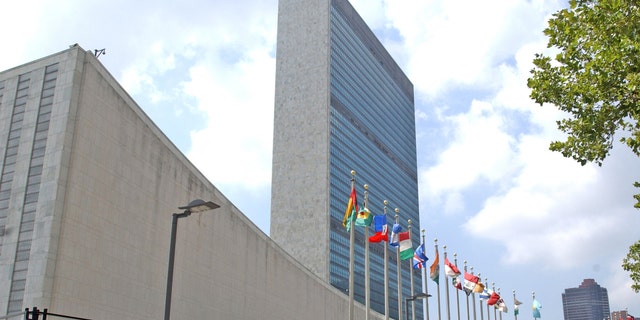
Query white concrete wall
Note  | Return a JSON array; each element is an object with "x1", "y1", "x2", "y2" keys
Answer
[{"x1": 0, "y1": 47, "x2": 384, "y2": 319}]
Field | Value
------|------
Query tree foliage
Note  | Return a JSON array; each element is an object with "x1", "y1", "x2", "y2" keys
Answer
[
  {"x1": 528, "y1": 0, "x2": 640, "y2": 293},
  {"x1": 527, "y1": 0, "x2": 640, "y2": 208},
  {"x1": 623, "y1": 240, "x2": 640, "y2": 293}
]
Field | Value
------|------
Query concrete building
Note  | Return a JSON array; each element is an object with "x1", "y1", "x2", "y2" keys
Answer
[
  {"x1": 562, "y1": 278, "x2": 611, "y2": 320},
  {"x1": 0, "y1": 46, "x2": 383, "y2": 319},
  {"x1": 270, "y1": 0, "x2": 420, "y2": 319},
  {"x1": 611, "y1": 310, "x2": 635, "y2": 320}
]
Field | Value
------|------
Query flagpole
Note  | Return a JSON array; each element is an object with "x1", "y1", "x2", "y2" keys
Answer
[
  {"x1": 421, "y1": 230, "x2": 430, "y2": 320},
  {"x1": 477, "y1": 273, "x2": 483, "y2": 320},
  {"x1": 395, "y1": 211, "x2": 403, "y2": 320},
  {"x1": 532, "y1": 291, "x2": 536, "y2": 320},
  {"x1": 383, "y1": 201, "x2": 390, "y2": 320},
  {"x1": 492, "y1": 283, "x2": 497, "y2": 320},
  {"x1": 471, "y1": 268, "x2": 477, "y2": 320},
  {"x1": 454, "y1": 254, "x2": 461, "y2": 320},
  {"x1": 485, "y1": 278, "x2": 490, "y2": 320},
  {"x1": 363, "y1": 184, "x2": 371, "y2": 320},
  {"x1": 464, "y1": 261, "x2": 469, "y2": 320},
  {"x1": 497, "y1": 288, "x2": 502, "y2": 320},
  {"x1": 408, "y1": 220, "x2": 416, "y2": 320},
  {"x1": 444, "y1": 246, "x2": 451, "y2": 320},
  {"x1": 513, "y1": 290, "x2": 517, "y2": 320},
  {"x1": 348, "y1": 170, "x2": 356, "y2": 320},
  {"x1": 434, "y1": 239, "x2": 441, "y2": 320}
]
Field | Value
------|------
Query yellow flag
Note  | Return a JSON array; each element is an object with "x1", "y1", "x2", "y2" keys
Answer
[{"x1": 473, "y1": 282, "x2": 485, "y2": 293}]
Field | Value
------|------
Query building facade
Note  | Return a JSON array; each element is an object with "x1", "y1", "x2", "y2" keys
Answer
[
  {"x1": 612, "y1": 310, "x2": 635, "y2": 320},
  {"x1": 270, "y1": 0, "x2": 421, "y2": 318},
  {"x1": 562, "y1": 279, "x2": 611, "y2": 320},
  {"x1": 0, "y1": 46, "x2": 383, "y2": 320}
]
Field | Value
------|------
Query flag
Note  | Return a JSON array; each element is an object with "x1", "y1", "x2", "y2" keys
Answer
[
  {"x1": 479, "y1": 289, "x2": 490, "y2": 300},
  {"x1": 398, "y1": 231, "x2": 413, "y2": 260},
  {"x1": 463, "y1": 271, "x2": 479, "y2": 294},
  {"x1": 389, "y1": 223, "x2": 402, "y2": 247},
  {"x1": 355, "y1": 207, "x2": 372, "y2": 226},
  {"x1": 429, "y1": 246, "x2": 440, "y2": 284},
  {"x1": 472, "y1": 281, "x2": 485, "y2": 293},
  {"x1": 342, "y1": 185, "x2": 358, "y2": 231},
  {"x1": 497, "y1": 299, "x2": 508, "y2": 313},
  {"x1": 487, "y1": 291, "x2": 500, "y2": 306},
  {"x1": 532, "y1": 299, "x2": 542, "y2": 318},
  {"x1": 413, "y1": 243, "x2": 428, "y2": 269},
  {"x1": 514, "y1": 297, "x2": 522, "y2": 305},
  {"x1": 452, "y1": 276, "x2": 462, "y2": 290},
  {"x1": 444, "y1": 257, "x2": 461, "y2": 277},
  {"x1": 368, "y1": 215, "x2": 388, "y2": 242},
  {"x1": 514, "y1": 305, "x2": 519, "y2": 316}
]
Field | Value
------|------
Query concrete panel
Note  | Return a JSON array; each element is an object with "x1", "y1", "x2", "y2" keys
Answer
[{"x1": 271, "y1": 0, "x2": 333, "y2": 283}]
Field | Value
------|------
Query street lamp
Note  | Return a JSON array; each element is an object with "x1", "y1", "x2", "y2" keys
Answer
[
  {"x1": 164, "y1": 199, "x2": 220, "y2": 320},
  {"x1": 405, "y1": 292, "x2": 431, "y2": 320}
]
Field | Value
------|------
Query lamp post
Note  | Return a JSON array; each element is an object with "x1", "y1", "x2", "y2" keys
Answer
[
  {"x1": 164, "y1": 199, "x2": 220, "y2": 320},
  {"x1": 406, "y1": 293, "x2": 431, "y2": 320}
]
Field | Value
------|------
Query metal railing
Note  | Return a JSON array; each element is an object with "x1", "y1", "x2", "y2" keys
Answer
[{"x1": 21, "y1": 307, "x2": 92, "y2": 320}]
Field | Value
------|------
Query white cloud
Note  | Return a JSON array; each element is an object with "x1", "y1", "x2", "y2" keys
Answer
[
  {"x1": 182, "y1": 33, "x2": 276, "y2": 191},
  {"x1": 120, "y1": 57, "x2": 171, "y2": 106},
  {"x1": 378, "y1": 0, "x2": 565, "y2": 99},
  {"x1": 406, "y1": 5, "x2": 638, "y2": 316},
  {"x1": 0, "y1": 2, "x2": 49, "y2": 70},
  {"x1": 607, "y1": 255, "x2": 639, "y2": 311},
  {"x1": 420, "y1": 99, "x2": 517, "y2": 211},
  {"x1": 84, "y1": 0, "x2": 279, "y2": 192}
]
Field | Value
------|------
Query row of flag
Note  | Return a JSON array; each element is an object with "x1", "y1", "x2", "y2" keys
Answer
[
  {"x1": 442, "y1": 253, "x2": 543, "y2": 317},
  {"x1": 342, "y1": 179, "x2": 544, "y2": 319}
]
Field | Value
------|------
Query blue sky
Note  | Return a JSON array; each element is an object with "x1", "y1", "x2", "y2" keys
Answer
[{"x1": 2, "y1": 0, "x2": 639, "y2": 318}]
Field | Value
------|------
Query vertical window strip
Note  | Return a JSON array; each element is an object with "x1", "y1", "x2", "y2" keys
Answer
[
  {"x1": 0, "y1": 80, "x2": 5, "y2": 109},
  {"x1": 6, "y1": 63, "x2": 57, "y2": 314},
  {"x1": 0, "y1": 73, "x2": 30, "y2": 263}
]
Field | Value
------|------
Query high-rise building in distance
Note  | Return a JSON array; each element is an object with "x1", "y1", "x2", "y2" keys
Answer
[
  {"x1": 562, "y1": 278, "x2": 611, "y2": 320},
  {"x1": 612, "y1": 310, "x2": 635, "y2": 320},
  {"x1": 270, "y1": 0, "x2": 420, "y2": 318}
]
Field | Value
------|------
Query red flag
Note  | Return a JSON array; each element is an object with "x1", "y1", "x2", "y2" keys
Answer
[
  {"x1": 368, "y1": 224, "x2": 388, "y2": 242},
  {"x1": 464, "y1": 271, "x2": 479, "y2": 283},
  {"x1": 444, "y1": 257, "x2": 460, "y2": 277},
  {"x1": 487, "y1": 291, "x2": 500, "y2": 306},
  {"x1": 463, "y1": 271, "x2": 479, "y2": 292}
]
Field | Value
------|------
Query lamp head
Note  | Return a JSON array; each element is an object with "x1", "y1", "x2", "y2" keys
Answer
[
  {"x1": 179, "y1": 199, "x2": 220, "y2": 213},
  {"x1": 413, "y1": 293, "x2": 431, "y2": 300}
]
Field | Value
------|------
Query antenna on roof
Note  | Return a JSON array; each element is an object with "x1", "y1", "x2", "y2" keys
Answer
[{"x1": 94, "y1": 49, "x2": 106, "y2": 58}]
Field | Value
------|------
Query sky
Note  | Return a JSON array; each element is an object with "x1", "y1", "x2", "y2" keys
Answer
[{"x1": 2, "y1": 0, "x2": 639, "y2": 318}]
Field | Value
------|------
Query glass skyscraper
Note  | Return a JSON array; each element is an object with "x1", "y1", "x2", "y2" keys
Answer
[
  {"x1": 562, "y1": 279, "x2": 611, "y2": 320},
  {"x1": 271, "y1": 0, "x2": 420, "y2": 318}
]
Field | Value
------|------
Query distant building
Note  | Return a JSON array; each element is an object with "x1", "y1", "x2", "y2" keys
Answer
[
  {"x1": 562, "y1": 279, "x2": 611, "y2": 320},
  {"x1": 611, "y1": 310, "x2": 635, "y2": 320},
  {"x1": 270, "y1": 0, "x2": 420, "y2": 318}
]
